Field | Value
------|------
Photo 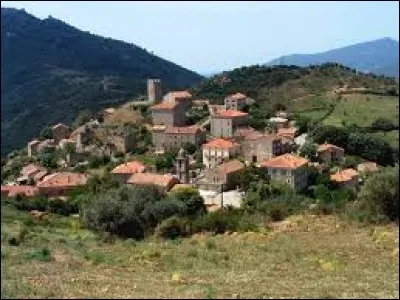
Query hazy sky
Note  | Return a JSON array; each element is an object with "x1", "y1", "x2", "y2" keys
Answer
[{"x1": 2, "y1": 1, "x2": 399, "y2": 74}]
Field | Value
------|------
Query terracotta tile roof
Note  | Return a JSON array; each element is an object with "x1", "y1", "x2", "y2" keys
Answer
[
  {"x1": 317, "y1": 143, "x2": 344, "y2": 152},
  {"x1": 111, "y1": 161, "x2": 146, "y2": 175},
  {"x1": 127, "y1": 173, "x2": 180, "y2": 188},
  {"x1": 330, "y1": 168, "x2": 358, "y2": 182},
  {"x1": 37, "y1": 172, "x2": 89, "y2": 188},
  {"x1": 277, "y1": 127, "x2": 298, "y2": 139},
  {"x1": 33, "y1": 170, "x2": 49, "y2": 182},
  {"x1": 21, "y1": 164, "x2": 45, "y2": 177},
  {"x1": 215, "y1": 159, "x2": 244, "y2": 175},
  {"x1": 203, "y1": 138, "x2": 238, "y2": 150},
  {"x1": 357, "y1": 162, "x2": 379, "y2": 172},
  {"x1": 1, "y1": 185, "x2": 39, "y2": 198},
  {"x1": 260, "y1": 154, "x2": 309, "y2": 169},
  {"x1": 226, "y1": 93, "x2": 247, "y2": 100},
  {"x1": 165, "y1": 126, "x2": 201, "y2": 135},
  {"x1": 214, "y1": 110, "x2": 248, "y2": 118},
  {"x1": 150, "y1": 101, "x2": 179, "y2": 110},
  {"x1": 168, "y1": 91, "x2": 192, "y2": 99},
  {"x1": 234, "y1": 127, "x2": 258, "y2": 137}
]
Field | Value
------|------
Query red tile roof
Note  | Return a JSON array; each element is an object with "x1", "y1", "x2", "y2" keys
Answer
[
  {"x1": 277, "y1": 127, "x2": 298, "y2": 138},
  {"x1": 214, "y1": 110, "x2": 248, "y2": 118},
  {"x1": 215, "y1": 159, "x2": 244, "y2": 175},
  {"x1": 37, "y1": 172, "x2": 89, "y2": 188},
  {"x1": 127, "y1": 173, "x2": 179, "y2": 189},
  {"x1": 1, "y1": 185, "x2": 39, "y2": 198},
  {"x1": 168, "y1": 91, "x2": 192, "y2": 99},
  {"x1": 111, "y1": 161, "x2": 146, "y2": 175},
  {"x1": 226, "y1": 93, "x2": 247, "y2": 100},
  {"x1": 20, "y1": 164, "x2": 45, "y2": 177},
  {"x1": 150, "y1": 101, "x2": 179, "y2": 110},
  {"x1": 330, "y1": 168, "x2": 358, "y2": 182},
  {"x1": 165, "y1": 126, "x2": 202, "y2": 135},
  {"x1": 33, "y1": 170, "x2": 49, "y2": 182},
  {"x1": 203, "y1": 138, "x2": 238, "y2": 150},
  {"x1": 260, "y1": 154, "x2": 309, "y2": 169},
  {"x1": 317, "y1": 143, "x2": 344, "y2": 152}
]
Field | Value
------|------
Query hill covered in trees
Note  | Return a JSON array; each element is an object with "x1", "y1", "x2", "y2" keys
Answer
[
  {"x1": 1, "y1": 8, "x2": 203, "y2": 156},
  {"x1": 265, "y1": 38, "x2": 399, "y2": 78},
  {"x1": 191, "y1": 63, "x2": 398, "y2": 109}
]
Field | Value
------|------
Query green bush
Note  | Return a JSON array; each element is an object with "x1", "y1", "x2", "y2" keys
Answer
[
  {"x1": 81, "y1": 185, "x2": 185, "y2": 239},
  {"x1": 167, "y1": 187, "x2": 206, "y2": 216},
  {"x1": 154, "y1": 216, "x2": 189, "y2": 239},
  {"x1": 348, "y1": 166, "x2": 399, "y2": 223}
]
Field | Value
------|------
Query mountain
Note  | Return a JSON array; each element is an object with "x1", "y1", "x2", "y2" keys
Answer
[
  {"x1": 1, "y1": 8, "x2": 203, "y2": 156},
  {"x1": 266, "y1": 38, "x2": 399, "y2": 78}
]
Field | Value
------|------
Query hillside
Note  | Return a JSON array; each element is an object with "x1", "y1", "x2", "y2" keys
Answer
[
  {"x1": 1, "y1": 8, "x2": 203, "y2": 156},
  {"x1": 191, "y1": 63, "x2": 398, "y2": 108},
  {"x1": 266, "y1": 38, "x2": 399, "y2": 78}
]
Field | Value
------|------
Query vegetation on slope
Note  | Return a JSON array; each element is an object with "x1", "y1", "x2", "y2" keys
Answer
[{"x1": 1, "y1": 7, "x2": 203, "y2": 155}]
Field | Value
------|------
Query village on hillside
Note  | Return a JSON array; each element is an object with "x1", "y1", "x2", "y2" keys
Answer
[{"x1": 1, "y1": 78, "x2": 382, "y2": 210}]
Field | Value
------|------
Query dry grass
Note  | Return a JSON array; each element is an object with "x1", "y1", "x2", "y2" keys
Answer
[
  {"x1": 1, "y1": 205, "x2": 398, "y2": 299},
  {"x1": 103, "y1": 106, "x2": 144, "y2": 125}
]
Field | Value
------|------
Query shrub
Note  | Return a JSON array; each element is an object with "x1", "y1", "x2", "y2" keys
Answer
[
  {"x1": 349, "y1": 166, "x2": 399, "y2": 223},
  {"x1": 154, "y1": 216, "x2": 189, "y2": 239},
  {"x1": 81, "y1": 185, "x2": 184, "y2": 239},
  {"x1": 166, "y1": 187, "x2": 206, "y2": 216}
]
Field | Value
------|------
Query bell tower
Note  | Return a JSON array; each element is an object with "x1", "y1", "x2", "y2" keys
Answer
[{"x1": 175, "y1": 148, "x2": 189, "y2": 183}]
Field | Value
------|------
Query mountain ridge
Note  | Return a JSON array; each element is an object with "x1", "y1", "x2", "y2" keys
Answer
[
  {"x1": 1, "y1": 7, "x2": 203, "y2": 156},
  {"x1": 266, "y1": 38, "x2": 399, "y2": 78}
]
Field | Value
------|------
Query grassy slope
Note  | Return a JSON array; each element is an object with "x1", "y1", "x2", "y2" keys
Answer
[
  {"x1": 323, "y1": 94, "x2": 399, "y2": 127},
  {"x1": 1, "y1": 205, "x2": 398, "y2": 298}
]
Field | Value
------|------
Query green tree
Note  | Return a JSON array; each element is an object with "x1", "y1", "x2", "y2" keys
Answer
[
  {"x1": 74, "y1": 109, "x2": 93, "y2": 128},
  {"x1": 299, "y1": 142, "x2": 318, "y2": 161},
  {"x1": 167, "y1": 187, "x2": 206, "y2": 216},
  {"x1": 39, "y1": 127, "x2": 53, "y2": 140}
]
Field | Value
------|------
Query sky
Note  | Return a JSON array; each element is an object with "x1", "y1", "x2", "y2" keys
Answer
[{"x1": 1, "y1": 1, "x2": 399, "y2": 74}]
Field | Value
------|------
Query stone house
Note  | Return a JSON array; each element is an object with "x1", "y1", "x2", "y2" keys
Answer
[
  {"x1": 330, "y1": 168, "x2": 359, "y2": 189},
  {"x1": 317, "y1": 143, "x2": 345, "y2": 165},
  {"x1": 202, "y1": 138, "x2": 240, "y2": 169},
  {"x1": 260, "y1": 153, "x2": 310, "y2": 191},
  {"x1": 37, "y1": 139, "x2": 57, "y2": 154},
  {"x1": 240, "y1": 133, "x2": 286, "y2": 165},
  {"x1": 163, "y1": 91, "x2": 192, "y2": 111},
  {"x1": 127, "y1": 173, "x2": 180, "y2": 193},
  {"x1": 52, "y1": 123, "x2": 70, "y2": 143},
  {"x1": 111, "y1": 160, "x2": 146, "y2": 184},
  {"x1": 210, "y1": 110, "x2": 249, "y2": 138},
  {"x1": 224, "y1": 93, "x2": 248, "y2": 111},
  {"x1": 17, "y1": 164, "x2": 47, "y2": 184},
  {"x1": 150, "y1": 101, "x2": 187, "y2": 127},
  {"x1": 152, "y1": 125, "x2": 206, "y2": 152},
  {"x1": 27, "y1": 140, "x2": 41, "y2": 157},
  {"x1": 203, "y1": 159, "x2": 245, "y2": 191},
  {"x1": 36, "y1": 172, "x2": 89, "y2": 198}
]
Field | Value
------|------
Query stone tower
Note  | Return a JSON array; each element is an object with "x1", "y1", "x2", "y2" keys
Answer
[
  {"x1": 147, "y1": 79, "x2": 162, "y2": 103},
  {"x1": 175, "y1": 148, "x2": 189, "y2": 184}
]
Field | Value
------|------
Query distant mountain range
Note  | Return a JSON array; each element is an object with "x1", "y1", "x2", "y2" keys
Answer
[
  {"x1": 266, "y1": 38, "x2": 399, "y2": 78},
  {"x1": 1, "y1": 8, "x2": 203, "y2": 155}
]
